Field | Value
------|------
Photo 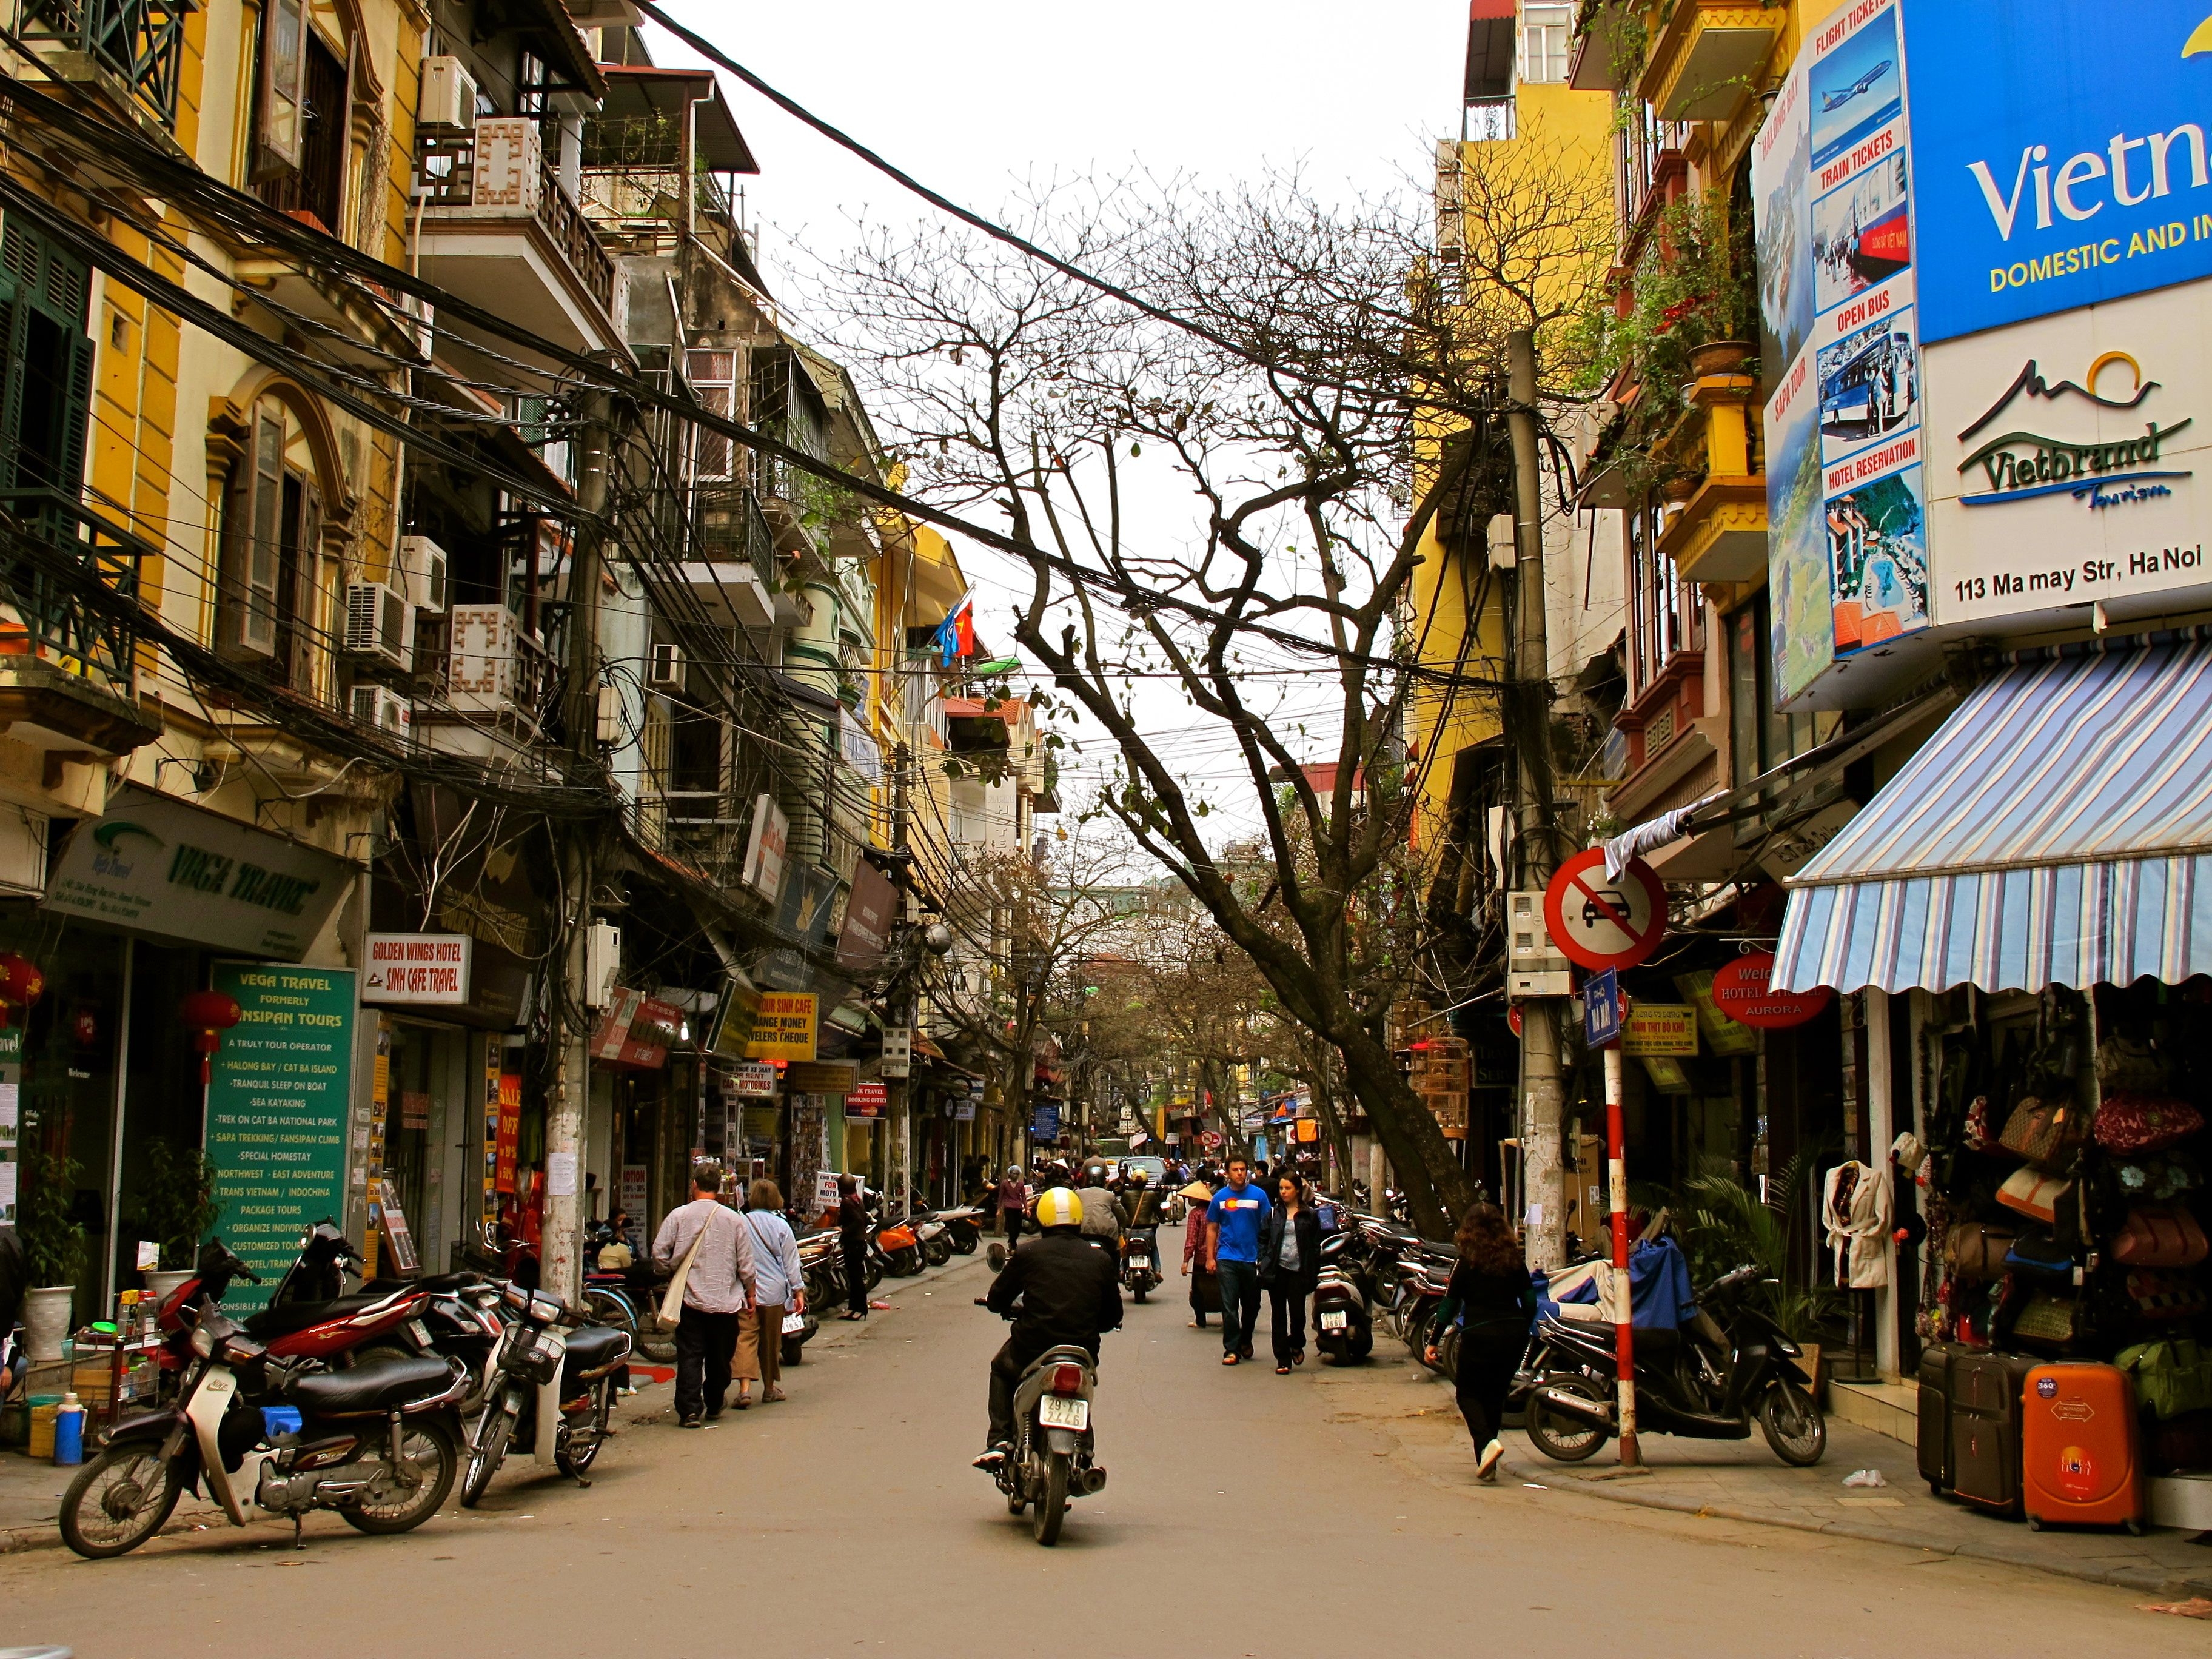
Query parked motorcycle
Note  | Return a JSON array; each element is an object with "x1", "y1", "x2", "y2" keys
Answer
[
  {"x1": 1521, "y1": 1264, "x2": 1825, "y2": 1467},
  {"x1": 936, "y1": 1204, "x2": 986, "y2": 1255},
  {"x1": 873, "y1": 1213, "x2": 925, "y2": 1278},
  {"x1": 1312, "y1": 1234, "x2": 1373, "y2": 1365},
  {"x1": 458, "y1": 1282, "x2": 631, "y2": 1505},
  {"x1": 909, "y1": 1207, "x2": 954, "y2": 1268},
  {"x1": 1119, "y1": 1226, "x2": 1162, "y2": 1303},
  {"x1": 60, "y1": 1299, "x2": 466, "y2": 1557}
]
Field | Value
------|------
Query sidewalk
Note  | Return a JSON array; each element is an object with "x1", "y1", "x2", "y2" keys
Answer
[
  {"x1": 0, "y1": 1248, "x2": 992, "y2": 1555},
  {"x1": 1354, "y1": 1349, "x2": 2212, "y2": 1601}
]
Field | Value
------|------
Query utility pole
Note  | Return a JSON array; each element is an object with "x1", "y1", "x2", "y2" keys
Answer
[
  {"x1": 543, "y1": 384, "x2": 611, "y2": 1310},
  {"x1": 1506, "y1": 328, "x2": 1566, "y2": 1273},
  {"x1": 888, "y1": 742, "x2": 912, "y2": 1216}
]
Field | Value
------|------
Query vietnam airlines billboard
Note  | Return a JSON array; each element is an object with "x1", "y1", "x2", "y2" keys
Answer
[{"x1": 1755, "y1": 0, "x2": 2212, "y2": 706}]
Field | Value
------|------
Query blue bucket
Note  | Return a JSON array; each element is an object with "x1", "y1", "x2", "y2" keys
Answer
[{"x1": 261, "y1": 1406, "x2": 303, "y2": 1438}]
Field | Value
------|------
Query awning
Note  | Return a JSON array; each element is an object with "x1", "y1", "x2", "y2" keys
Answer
[{"x1": 1774, "y1": 634, "x2": 2212, "y2": 996}]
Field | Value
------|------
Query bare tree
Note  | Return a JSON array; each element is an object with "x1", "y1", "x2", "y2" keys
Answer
[{"x1": 817, "y1": 157, "x2": 1610, "y2": 1235}]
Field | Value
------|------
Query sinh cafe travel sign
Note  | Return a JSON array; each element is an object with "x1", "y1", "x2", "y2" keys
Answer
[{"x1": 1754, "y1": 0, "x2": 2212, "y2": 710}]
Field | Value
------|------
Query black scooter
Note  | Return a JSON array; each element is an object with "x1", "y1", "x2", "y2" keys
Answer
[{"x1": 1520, "y1": 1264, "x2": 1826, "y2": 1467}]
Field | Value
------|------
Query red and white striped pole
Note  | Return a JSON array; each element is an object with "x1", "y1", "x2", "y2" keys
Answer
[{"x1": 1604, "y1": 1036, "x2": 1640, "y2": 1466}]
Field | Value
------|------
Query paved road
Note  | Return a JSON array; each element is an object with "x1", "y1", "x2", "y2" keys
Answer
[{"x1": 4, "y1": 1256, "x2": 2205, "y2": 1658}]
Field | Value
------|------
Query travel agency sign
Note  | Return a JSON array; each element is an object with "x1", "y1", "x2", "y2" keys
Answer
[{"x1": 1755, "y1": 0, "x2": 2212, "y2": 709}]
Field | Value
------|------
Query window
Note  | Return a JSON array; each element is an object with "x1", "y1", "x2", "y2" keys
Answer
[
  {"x1": 216, "y1": 397, "x2": 321, "y2": 694},
  {"x1": 686, "y1": 349, "x2": 737, "y2": 481},
  {"x1": 254, "y1": 0, "x2": 308, "y2": 179},
  {"x1": 0, "y1": 218, "x2": 94, "y2": 502},
  {"x1": 1520, "y1": 4, "x2": 1573, "y2": 85},
  {"x1": 256, "y1": 28, "x2": 349, "y2": 233}
]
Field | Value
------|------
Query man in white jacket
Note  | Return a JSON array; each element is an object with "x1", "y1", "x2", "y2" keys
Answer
[{"x1": 653, "y1": 1165, "x2": 759, "y2": 1428}]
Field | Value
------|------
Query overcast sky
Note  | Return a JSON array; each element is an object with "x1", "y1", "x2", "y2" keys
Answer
[{"x1": 645, "y1": 1, "x2": 1469, "y2": 832}]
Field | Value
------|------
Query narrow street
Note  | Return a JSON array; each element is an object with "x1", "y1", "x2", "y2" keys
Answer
[{"x1": 5, "y1": 1258, "x2": 2204, "y2": 1658}]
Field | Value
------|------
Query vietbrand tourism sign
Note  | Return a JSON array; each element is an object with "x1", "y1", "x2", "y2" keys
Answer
[
  {"x1": 42, "y1": 785, "x2": 352, "y2": 959},
  {"x1": 202, "y1": 962, "x2": 357, "y2": 1310}
]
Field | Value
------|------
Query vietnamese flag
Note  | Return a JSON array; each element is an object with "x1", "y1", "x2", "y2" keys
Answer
[{"x1": 937, "y1": 594, "x2": 976, "y2": 664}]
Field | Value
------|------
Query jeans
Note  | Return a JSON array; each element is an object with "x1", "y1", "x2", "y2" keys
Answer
[
  {"x1": 1217, "y1": 1260, "x2": 1260, "y2": 1354},
  {"x1": 674, "y1": 1306, "x2": 739, "y2": 1421},
  {"x1": 1455, "y1": 1327, "x2": 1526, "y2": 1450},
  {"x1": 1266, "y1": 1281, "x2": 1307, "y2": 1364}
]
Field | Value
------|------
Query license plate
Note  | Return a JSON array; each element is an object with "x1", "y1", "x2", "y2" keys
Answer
[
  {"x1": 1127, "y1": 1255, "x2": 1150, "y2": 1268},
  {"x1": 1038, "y1": 1395, "x2": 1089, "y2": 1431},
  {"x1": 1320, "y1": 1311, "x2": 1348, "y2": 1330},
  {"x1": 780, "y1": 1312, "x2": 808, "y2": 1336},
  {"x1": 407, "y1": 1318, "x2": 433, "y2": 1349}
]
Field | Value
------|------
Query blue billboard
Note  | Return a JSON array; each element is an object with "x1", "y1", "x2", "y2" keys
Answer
[{"x1": 1904, "y1": 0, "x2": 2212, "y2": 343}]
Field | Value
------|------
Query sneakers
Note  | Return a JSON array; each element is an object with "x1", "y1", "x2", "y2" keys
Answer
[
  {"x1": 972, "y1": 1444, "x2": 1010, "y2": 1470},
  {"x1": 1476, "y1": 1438, "x2": 1504, "y2": 1482},
  {"x1": 678, "y1": 1415, "x2": 703, "y2": 1430}
]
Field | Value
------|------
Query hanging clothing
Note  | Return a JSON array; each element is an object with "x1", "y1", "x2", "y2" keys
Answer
[{"x1": 1821, "y1": 1161, "x2": 1892, "y2": 1289}]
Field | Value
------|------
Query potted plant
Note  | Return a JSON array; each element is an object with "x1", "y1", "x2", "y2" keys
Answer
[
  {"x1": 1677, "y1": 1155, "x2": 1840, "y2": 1392},
  {"x1": 17, "y1": 1148, "x2": 87, "y2": 1361},
  {"x1": 138, "y1": 1139, "x2": 221, "y2": 1302}
]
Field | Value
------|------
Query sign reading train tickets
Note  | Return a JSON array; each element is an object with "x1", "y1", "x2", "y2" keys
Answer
[
  {"x1": 743, "y1": 993, "x2": 817, "y2": 1062},
  {"x1": 42, "y1": 786, "x2": 352, "y2": 959},
  {"x1": 201, "y1": 963, "x2": 356, "y2": 1312}
]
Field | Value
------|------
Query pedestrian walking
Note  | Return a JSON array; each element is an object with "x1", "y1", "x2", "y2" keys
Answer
[
  {"x1": 652, "y1": 1164, "x2": 760, "y2": 1428},
  {"x1": 1258, "y1": 1171, "x2": 1321, "y2": 1373},
  {"x1": 1204, "y1": 1156, "x2": 1272, "y2": 1364},
  {"x1": 1426, "y1": 1200, "x2": 1538, "y2": 1482},
  {"x1": 1179, "y1": 1180, "x2": 1215, "y2": 1327},
  {"x1": 997, "y1": 1164, "x2": 1028, "y2": 1244},
  {"x1": 735, "y1": 1178, "x2": 803, "y2": 1407},
  {"x1": 838, "y1": 1174, "x2": 870, "y2": 1320}
]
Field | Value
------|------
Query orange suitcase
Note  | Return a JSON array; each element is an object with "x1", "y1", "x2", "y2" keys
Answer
[{"x1": 2021, "y1": 1362, "x2": 2145, "y2": 1533}]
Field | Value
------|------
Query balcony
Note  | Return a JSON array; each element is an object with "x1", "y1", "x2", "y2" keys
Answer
[
  {"x1": 409, "y1": 605, "x2": 565, "y2": 763},
  {"x1": 414, "y1": 118, "x2": 628, "y2": 360},
  {"x1": 10, "y1": 0, "x2": 189, "y2": 142},
  {"x1": 676, "y1": 483, "x2": 777, "y2": 628},
  {"x1": 0, "y1": 489, "x2": 164, "y2": 756},
  {"x1": 1656, "y1": 369, "x2": 1766, "y2": 585},
  {"x1": 1637, "y1": 0, "x2": 1780, "y2": 124}
]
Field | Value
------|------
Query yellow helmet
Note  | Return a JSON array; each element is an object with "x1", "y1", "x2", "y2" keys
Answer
[{"x1": 1034, "y1": 1187, "x2": 1084, "y2": 1229}]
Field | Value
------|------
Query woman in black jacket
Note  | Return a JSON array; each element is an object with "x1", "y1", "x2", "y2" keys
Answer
[
  {"x1": 1257, "y1": 1171, "x2": 1322, "y2": 1373},
  {"x1": 1426, "y1": 1201, "x2": 1538, "y2": 1481}
]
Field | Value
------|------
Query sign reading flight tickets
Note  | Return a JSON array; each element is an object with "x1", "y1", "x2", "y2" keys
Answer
[
  {"x1": 202, "y1": 962, "x2": 355, "y2": 1310},
  {"x1": 1754, "y1": 0, "x2": 1929, "y2": 708},
  {"x1": 1758, "y1": 0, "x2": 2212, "y2": 693}
]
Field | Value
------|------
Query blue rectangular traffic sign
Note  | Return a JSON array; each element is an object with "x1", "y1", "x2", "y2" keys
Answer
[{"x1": 1584, "y1": 968, "x2": 1623, "y2": 1049}]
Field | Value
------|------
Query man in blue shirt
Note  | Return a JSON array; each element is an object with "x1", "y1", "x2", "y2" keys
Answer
[{"x1": 1205, "y1": 1155, "x2": 1273, "y2": 1364}]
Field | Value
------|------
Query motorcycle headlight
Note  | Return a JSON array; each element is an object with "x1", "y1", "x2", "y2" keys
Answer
[
  {"x1": 190, "y1": 1325, "x2": 216, "y2": 1359},
  {"x1": 529, "y1": 1296, "x2": 563, "y2": 1324}
]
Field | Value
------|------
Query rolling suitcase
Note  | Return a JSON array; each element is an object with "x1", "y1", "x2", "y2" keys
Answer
[
  {"x1": 1916, "y1": 1343, "x2": 1956, "y2": 1493},
  {"x1": 1951, "y1": 1350, "x2": 2037, "y2": 1515},
  {"x1": 2022, "y1": 1362, "x2": 2145, "y2": 1533}
]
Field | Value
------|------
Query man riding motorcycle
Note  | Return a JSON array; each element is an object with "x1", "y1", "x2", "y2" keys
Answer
[
  {"x1": 1124, "y1": 1169, "x2": 1162, "y2": 1228},
  {"x1": 1076, "y1": 1164, "x2": 1127, "y2": 1248},
  {"x1": 974, "y1": 1187, "x2": 1122, "y2": 1470}
]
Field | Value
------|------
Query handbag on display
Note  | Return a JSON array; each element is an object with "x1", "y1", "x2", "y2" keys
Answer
[
  {"x1": 2116, "y1": 1338, "x2": 2212, "y2": 1420},
  {"x1": 2093, "y1": 1092, "x2": 2205, "y2": 1155},
  {"x1": 2096, "y1": 1034, "x2": 2172, "y2": 1094},
  {"x1": 2117, "y1": 1150, "x2": 2203, "y2": 1201},
  {"x1": 2110, "y1": 1204, "x2": 2210, "y2": 1269},
  {"x1": 1998, "y1": 1095, "x2": 2090, "y2": 1168},
  {"x1": 1945, "y1": 1221, "x2": 2017, "y2": 1282},
  {"x1": 1995, "y1": 1165, "x2": 2073, "y2": 1225},
  {"x1": 2001, "y1": 1229, "x2": 2076, "y2": 1280},
  {"x1": 2008, "y1": 1290, "x2": 2081, "y2": 1349},
  {"x1": 2123, "y1": 1267, "x2": 2210, "y2": 1323}
]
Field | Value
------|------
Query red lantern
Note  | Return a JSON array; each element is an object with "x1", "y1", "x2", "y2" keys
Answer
[
  {"x1": 179, "y1": 989, "x2": 243, "y2": 1083},
  {"x1": 1711, "y1": 951, "x2": 1833, "y2": 1030},
  {"x1": 0, "y1": 951, "x2": 43, "y2": 1025}
]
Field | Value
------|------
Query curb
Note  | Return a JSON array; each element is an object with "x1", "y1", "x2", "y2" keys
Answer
[{"x1": 1539, "y1": 1468, "x2": 2212, "y2": 1600}]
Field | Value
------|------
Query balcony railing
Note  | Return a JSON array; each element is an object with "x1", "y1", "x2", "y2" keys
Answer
[
  {"x1": 414, "y1": 119, "x2": 622, "y2": 323},
  {"x1": 0, "y1": 487, "x2": 153, "y2": 702},
  {"x1": 12, "y1": 0, "x2": 188, "y2": 130},
  {"x1": 693, "y1": 482, "x2": 774, "y2": 579}
]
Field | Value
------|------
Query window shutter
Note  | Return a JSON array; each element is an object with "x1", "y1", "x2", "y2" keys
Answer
[
  {"x1": 255, "y1": 0, "x2": 307, "y2": 178},
  {"x1": 50, "y1": 324, "x2": 93, "y2": 501},
  {"x1": 292, "y1": 472, "x2": 322, "y2": 690},
  {"x1": 220, "y1": 404, "x2": 283, "y2": 659},
  {"x1": 0, "y1": 267, "x2": 22, "y2": 494}
]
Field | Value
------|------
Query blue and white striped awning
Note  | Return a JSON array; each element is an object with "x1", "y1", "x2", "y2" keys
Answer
[{"x1": 1773, "y1": 634, "x2": 2212, "y2": 996}]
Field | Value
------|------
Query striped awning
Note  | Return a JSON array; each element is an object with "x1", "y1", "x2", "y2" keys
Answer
[{"x1": 1773, "y1": 634, "x2": 2212, "y2": 996}]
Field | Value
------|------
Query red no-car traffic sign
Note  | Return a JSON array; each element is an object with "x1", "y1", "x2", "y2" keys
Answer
[{"x1": 1543, "y1": 849, "x2": 1667, "y2": 971}]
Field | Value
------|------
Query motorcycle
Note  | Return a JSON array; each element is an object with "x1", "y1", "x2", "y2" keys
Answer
[
  {"x1": 977, "y1": 1303, "x2": 1107, "y2": 1547},
  {"x1": 908, "y1": 1206, "x2": 954, "y2": 1268},
  {"x1": 1520, "y1": 1263, "x2": 1825, "y2": 1467},
  {"x1": 873, "y1": 1213, "x2": 925, "y2": 1278},
  {"x1": 458, "y1": 1282, "x2": 631, "y2": 1505},
  {"x1": 1119, "y1": 1226, "x2": 1162, "y2": 1303},
  {"x1": 60, "y1": 1299, "x2": 466, "y2": 1557},
  {"x1": 935, "y1": 1204, "x2": 986, "y2": 1255},
  {"x1": 1312, "y1": 1233, "x2": 1373, "y2": 1366}
]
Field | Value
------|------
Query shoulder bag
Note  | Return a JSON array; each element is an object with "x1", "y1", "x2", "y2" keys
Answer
[
  {"x1": 2111, "y1": 1204, "x2": 2210, "y2": 1269},
  {"x1": 1998, "y1": 1095, "x2": 2090, "y2": 1168},
  {"x1": 1995, "y1": 1165, "x2": 2071, "y2": 1225},
  {"x1": 657, "y1": 1210, "x2": 712, "y2": 1330},
  {"x1": 2095, "y1": 1093, "x2": 2205, "y2": 1156},
  {"x1": 1944, "y1": 1221, "x2": 2016, "y2": 1282}
]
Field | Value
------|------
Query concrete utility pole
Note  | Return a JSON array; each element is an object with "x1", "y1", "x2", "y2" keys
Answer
[
  {"x1": 888, "y1": 742, "x2": 912, "y2": 1216},
  {"x1": 543, "y1": 384, "x2": 611, "y2": 1310},
  {"x1": 1506, "y1": 328, "x2": 1567, "y2": 1273}
]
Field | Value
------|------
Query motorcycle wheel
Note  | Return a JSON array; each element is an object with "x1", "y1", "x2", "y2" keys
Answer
[
  {"x1": 59, "y1": 1443, "x2": 180, "y2": 1559},
  {"x1": 782, "y1": 1334, "x2": 806, "y2": 1366},
  {"x1": 889, "y1": 1247, "x2": 922, "y2": 1278},
  {"x1": 1526, "y1": 1373, "x2": 1612, "y2": 1463},
  {"x1": 950, "y1": 1231, "x2": 978, "y2": 1256},
  {"x1": 1437, "y1": 1328, "x2": 1461, "y2": 1384},
  {"x1": 635, "y1": 1325, "x2": 679, "y2": 1364},
  {"x1": 459, "y1": 1401, "x2": 517, "y2": 1507},
  {"x1": 1759, "y1": 1377, "x2": 1827, "y2": 1467},
  {"x1": 866, "y1": 1256, "x2": 885, "y2": 1291},
  {"x1": 1031, "y1": 1450, "x2": 1071, "y2": 1546},
  {"x1": 923, "y1": 1236, "x2": 951, "y2": 1267},
  {"x1": 344, "y1": 1418, "x2": 458, "y2": 1533}
]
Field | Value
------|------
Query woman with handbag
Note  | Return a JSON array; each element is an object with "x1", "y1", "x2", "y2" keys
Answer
[
  {"x1": 734, "y1": 1179, "x2": 805, "y2": 1407},
  {"x1": 652, "y1": 1164, "x2": 760, "y2": 1429}
]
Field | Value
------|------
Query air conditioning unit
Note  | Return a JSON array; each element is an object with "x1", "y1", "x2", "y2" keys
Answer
[
  {"x1": 343, "y1": 581, "x2": 414, "y2": 671},
  {"x1": 399, "y1": 534, "x2": 449, "y2": 614},
  {"x1": 418, "y1": 55, "x2": 478, "y2": 131},
  {"x1": 350, "y1": 684, "x2": 412, "y2": 740},
  {"x1": 648, "y1": 641, "x2": 685, "y2": 691}
]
